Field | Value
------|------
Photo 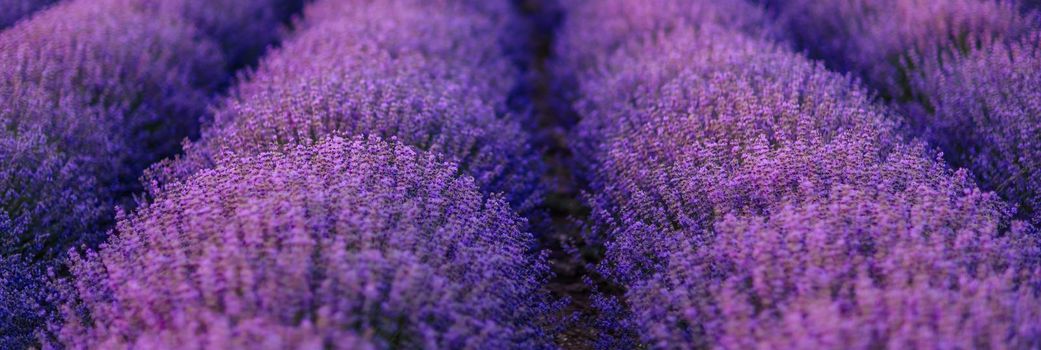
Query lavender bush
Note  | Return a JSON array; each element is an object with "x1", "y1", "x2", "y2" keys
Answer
[
  {"x1": 1, "y1": 256, "x2": 59, "y2": 349},
  {"x1": 3, "y1": 0, "x2": 1039, "y2": 348},
  {"x1": 152, "y1": 0, "x2": 543, "y2": 213},
  {"x1": 555, "y1": 0, "x2": 774, "y2": 74},
  {"x1": 557, "y1": 0, "x2": 1041, "y2": 348},
  {"x1": 0, "y1": 0, "x2": 302, "y2": 262},
  {"x1": 760, "y1": 0, "x2": 1034, "y2": 98},
  {"x1": 554, "y1": 0, "x2": 779, "y2": 168},
  {"x1": 628, "y1": 178, "x2": 1041, "y2": 348},
  {"x1": 908, "y1": 32, "x2": 1041, "y2": 225},
  {"x1": 0, "y1": 0, "x2": 56, "y2": 28},
  {"x1": 583, "y1": 33, "x2": 911, "y2": 284},
  {"x1": 0, "y1": 0, "x2": 223, "y2": 262},
  {"x1": 763, "y1": 0, "x2": 1041, "y2": 224},
  {"x1": 54, "y1": 136, "x2": 555, "y2": 349},
  {"x1": 1, "y1": 0, "x2": 300, "y2": 346}
]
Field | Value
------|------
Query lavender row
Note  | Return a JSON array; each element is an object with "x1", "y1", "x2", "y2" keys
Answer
[
  {"x1": 0, "y1": 0, "x2": 56, "y2": 29},
  {"x1": 556, "y1": 0, "x2": 1041, "y2": 348},
  {"x1": 763, "y1": 0, "x2": 1041, "y2": 225},
  {"x1": 553, "y1": 0, "x2": 776, "y2": 171},
  {"x1": 151, "y1": 0, "x2": 544, "y2": 214},
  {"x1": 49, "y1": 0, "x2": 557, "y2": 347},
  {"x1": 0, "y1": 0, "x2": 301, "y2": 265},
  {"x1": 0, "y1": 0, "x2": 300, "y2": 347},
  {"x1": 54, "y1": 136, "x2": 555, "y2": 349}
]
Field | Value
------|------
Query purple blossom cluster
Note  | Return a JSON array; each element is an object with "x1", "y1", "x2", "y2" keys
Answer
[
  {"x1": 557, "y1": 0, "x2": 1041, "y2": 348},
  {"x1": 763, "y1": 0, "x2": 1041, "y2": 224},
  {"x1": 151, "y1": 0, "x2": 544, "y2": 213},
  {"x1": 0, "y1": 0, "x2": 56, "y2": 28},
  {"x1": 54, "y1": 136, "x2": 555, "y2": 349}
]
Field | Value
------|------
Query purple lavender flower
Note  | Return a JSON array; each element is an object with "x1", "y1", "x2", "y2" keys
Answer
[
  {"x1": 0, "y1": 0, "x2": 56, "y2": 28},
  {"x1": 152, "y1": 0, "x2": 544, "y2": 213},
  {"x1": 54, "y1": 136, "x2": 555, "y2": 349}
]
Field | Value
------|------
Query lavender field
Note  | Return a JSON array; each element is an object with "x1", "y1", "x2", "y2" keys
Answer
[{"x1": 1, "y1": 0, "x2": 1040, "y2": 349}]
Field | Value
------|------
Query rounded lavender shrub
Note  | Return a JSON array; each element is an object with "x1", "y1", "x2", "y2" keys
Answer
[
  {"x1": 555, "y1": 0, "x2": 777, "y2": 165},
  {"x1": 909, "y1": 33, "x2": 1041, "y2": 224},
  {"x1": 1, "y1": 257, "x2": 60, "y2": 349},
  {"x1": 2, "y1": 1, "x2": 302, "y2": 344},
  {"x1": 631, "y1": 182, "x2": 1041, "y2": 349},
  {"x1": 555, "y1": 0, "x2": 773, "y2": 64},
  {"x1": 155, "y1": 0, "x2": 543, "y2": 212},
  {"x1": 55, "y1": 137, "x2": 555, "y2": 349},
  {"x1": 558, "y1": 0, "x2": 1041, "y2": 348},
  {"x1": 0, "y1": 87, "x2": 112, "y2": 261},
  {"x1": 576, "y1": 27, "x2": 1003, "y2": 303},
  {"x1": 0, "y1": 0, "x2": 304, "y2": 262},
  {"x1": 763, "y1": 0, "x2": 1041, "y2": 224},
  {"x1": 761, "y1": 0, "x2": 1034, "y2": 99},
  {"x1": 0, "y1": 0, "x2": 224, "y2": 261},
  {"x1": 0, "y1": 0, "x2": 56, "y2": 28}
]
